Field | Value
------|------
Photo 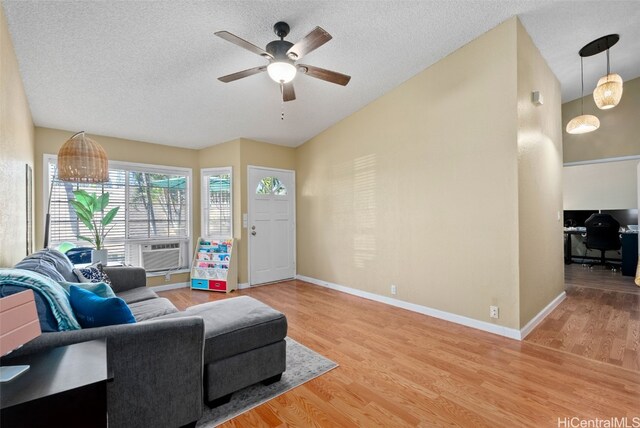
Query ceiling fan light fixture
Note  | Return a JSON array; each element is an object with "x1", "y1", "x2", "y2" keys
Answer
[
  {"x1": 267, "y1": 61, "x2": 297, "y2": 83},
  {"x1": 566, "y1": 114, "x2": 600, "y2": 134},
  {"x1": 593, "y1": 73, "x2": 623, "y2": 109}
]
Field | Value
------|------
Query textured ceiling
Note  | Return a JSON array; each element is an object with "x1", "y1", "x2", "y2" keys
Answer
[{"x1": 3, "y1": 1, "x2": 640, "y2": 149}]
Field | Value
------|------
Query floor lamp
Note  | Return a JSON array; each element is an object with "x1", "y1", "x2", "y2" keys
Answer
[{"x1": 43, "y1": 131, "x2": 109, "y2": 248}]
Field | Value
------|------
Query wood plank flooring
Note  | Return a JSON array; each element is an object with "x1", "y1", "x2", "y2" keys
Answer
[
  {"x1": 159, "y1": 280, "x2": 640, "y2": 427},
  {"x1": 525, "y1": 265, "x2": 640, "y2": 371},
  {"x1": 564, "y1": 263, "x2": 639, "y2": 295}
]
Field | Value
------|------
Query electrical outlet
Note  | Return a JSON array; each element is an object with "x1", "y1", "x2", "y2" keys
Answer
[
  {"x1": 390, "y1": 284, "x2": 397, "y2": 295},
  {"x1": 489, "y1": 306, "x2": 499, "y2": 319}
]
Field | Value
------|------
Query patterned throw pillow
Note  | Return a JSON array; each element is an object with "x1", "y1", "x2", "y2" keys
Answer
[{"x1": 73, "y1": 264, "x2": 112, "y2": 285}]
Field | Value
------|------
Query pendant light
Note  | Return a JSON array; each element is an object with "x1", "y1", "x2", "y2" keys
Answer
[
  {"x1": 566, "y1": 57, "x2": 600, "y2": 134},
  {"x1": 57, "y1": 131, "x2": 109, "y2": 183},
  {"x1": 593, "y1": 47, "x2": 623, "y2": 109},
  {"x1": 44, "y1": 131, "x2": 109, "y2": 248},
  {"x1": 577, "y1": 34, "x2": 623, "y2": 110}
]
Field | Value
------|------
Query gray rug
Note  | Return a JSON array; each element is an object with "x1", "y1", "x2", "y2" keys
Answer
[{"x1": 196, "y1": 337, "x2": 338, "y2": 427}]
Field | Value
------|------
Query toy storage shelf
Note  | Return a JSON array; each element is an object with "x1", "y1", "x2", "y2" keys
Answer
[{"x1": 190, "y1": 237, "x2": 237, "y2": 293}]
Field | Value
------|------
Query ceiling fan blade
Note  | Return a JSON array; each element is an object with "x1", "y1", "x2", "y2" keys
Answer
[
  {"x1": 299, "y1": 64, "x2": 351, "y2": 86},
  {"x1": 286, "y1": 27, "x2": 332, "y2": 60},
  {"x1": 215, "y1": 31, "x2": 273, "y2": 59},
  {"x1": 282, "y1": 82, "x2": 296, "y2": 102},
  {"x1": 218, "y1": 66, "x2": 267, "y2": 83}
]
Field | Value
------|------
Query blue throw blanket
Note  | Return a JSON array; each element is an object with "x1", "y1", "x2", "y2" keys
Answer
[{"x1": 0, "y1": 268, "x2": 81, "y2": 331}]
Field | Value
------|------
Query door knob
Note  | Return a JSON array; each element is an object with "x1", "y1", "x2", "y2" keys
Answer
[
  {"x1": 251, "y1": 231, "x2": 256, "y2": 236},
  {"x1": 251, "y1": 226, "x2": 256, "y2": 230}
]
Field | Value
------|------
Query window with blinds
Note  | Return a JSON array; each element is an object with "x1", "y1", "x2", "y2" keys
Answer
[
  {"x1": 202, "y1": 167, "x2": 232, "y2": 238},
  {"x1": 45, "y1": 156, "x2": 191, "y2": 268}
]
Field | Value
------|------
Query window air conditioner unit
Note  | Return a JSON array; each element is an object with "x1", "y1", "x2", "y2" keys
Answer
[{"x1": 140, "y1": 242, "x2": 183, "y2": 272}]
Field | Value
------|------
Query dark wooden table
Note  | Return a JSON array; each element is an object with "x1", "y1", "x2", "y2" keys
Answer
[{"x1": 0, "y1": 339, "x2": 111, "y2": 428}]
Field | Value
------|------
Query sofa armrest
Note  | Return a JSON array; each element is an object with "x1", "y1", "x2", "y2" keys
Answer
[
  {"x1": 103, "y1": 266, "x2": 147, "y2": 293},
  {"x1": 9, "y1": 317, "x2": 205, "y2": 428}
]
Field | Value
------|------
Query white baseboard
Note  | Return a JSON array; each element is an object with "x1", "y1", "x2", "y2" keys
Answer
[
  {"x1": 238, "y1": 282, "x2": 250, "y2": 290},
  {"x1": 149, "y1": 282, "x2": 189, "y2": 292},
  {"x1": 519, "y1": 291, "x2": 566, "y2": 339},
  {"x1": 296, "y1": 275, "x2": 565, "y2": 341}
]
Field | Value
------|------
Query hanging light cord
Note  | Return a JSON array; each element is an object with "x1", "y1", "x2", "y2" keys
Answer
[
  {"x1": 606, "y1": 48, "x2": 611, "y2": 80},
  {"x1": 580, "y1": 57, "x2": 585, "y2": 115}
]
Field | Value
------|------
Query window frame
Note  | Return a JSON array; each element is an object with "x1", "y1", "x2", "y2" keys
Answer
[
  {"x1": 201, "y1": 167, "x2": 233, "y2": 239},
  {"x1": 43, "y1": 154, "x2": 193, "y2": 267}
]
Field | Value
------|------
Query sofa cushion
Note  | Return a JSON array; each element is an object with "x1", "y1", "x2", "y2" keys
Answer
[
  {"x1": 129, "y1": 298, "x2": 179, "y2": 322},
  {"x1": 116, "y1": 287, "x2": 159, "y2": 304},
  {"x1": 16, "y1": 249, "x2": 76, "y2": 282},
  {"x1": 69, "y1": 285, "x2": 136, "y2": 328},
  {"x1": 159, "y1": 296, "x2": 287, "y2": 362}
]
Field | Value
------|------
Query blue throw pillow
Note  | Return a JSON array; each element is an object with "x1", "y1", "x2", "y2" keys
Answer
[
  {"x1": 58, "y1": 281, "x2": 116, "y2": 298},
  {"x1": 69, "y1": 285, "x2": 136, "y2": 328}
]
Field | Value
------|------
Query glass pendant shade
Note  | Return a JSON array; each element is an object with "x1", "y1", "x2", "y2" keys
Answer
[
  {"x1": 57, "y1": 131, "x2": 109, "y2": 183},
  {"x1": 593, "y1": 73, "x2": 623, "y2": 109},
  {"x1": 267, "y1": 62, "x2": 296, "y2": 83},
  {"x1": 566, "y1": 114, "x2": 600, "y2": 134}
]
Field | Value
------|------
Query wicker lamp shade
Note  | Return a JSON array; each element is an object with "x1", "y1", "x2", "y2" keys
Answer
[
  {"x1": 57, "y1": 131, "x2": 109, "y2": 183},
  {"x1": 566, "y1": 114, "x2": 600, "y2": 134},
  {"x1": 593, "y1": 73, "x2": 623, "y2": 110}
]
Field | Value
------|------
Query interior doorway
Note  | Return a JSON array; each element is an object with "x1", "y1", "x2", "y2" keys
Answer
[{"x1": 247, "y1": 166, "x2": 296, "y2": 285}]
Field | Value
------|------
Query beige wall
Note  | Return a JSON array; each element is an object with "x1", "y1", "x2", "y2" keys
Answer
[
  {"x1": 34, "y1": 127, "x2": 199, "y2": 286},
  {"x1": 516, "y1": 21, "x2": 564, "y2": 326},
  {"x1": 296, "y1": 18, "x2": 524, "y2": 328},
  {"x1": 0, "y1": 6, "x2": 34, "y2": 267},
  {"x1": 563, "y1": 77, "x2": 640, "y2": 163}
]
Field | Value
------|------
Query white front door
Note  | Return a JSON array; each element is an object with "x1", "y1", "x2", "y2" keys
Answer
[{"x1": 248, "y1": 166, "x2": 295, "y2": 285}]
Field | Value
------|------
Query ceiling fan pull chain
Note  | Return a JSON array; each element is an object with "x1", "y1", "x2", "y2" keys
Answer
[{"x1": 280, "y1": 84, "x2": 285, "y2": 120}]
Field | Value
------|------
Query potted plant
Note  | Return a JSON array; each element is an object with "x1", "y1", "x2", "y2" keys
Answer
[{"x1": 69, "y1": 189, "x2": 119, "y2": 264}]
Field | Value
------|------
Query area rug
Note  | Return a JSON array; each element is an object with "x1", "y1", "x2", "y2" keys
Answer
[{"x1": 196, "y1": 337, "x2": 338, "y2": 427}]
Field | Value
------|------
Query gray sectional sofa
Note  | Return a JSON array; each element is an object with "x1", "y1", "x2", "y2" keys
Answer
[{"x1": 2, "y1": 251, "x2": 287, "y2": 428}]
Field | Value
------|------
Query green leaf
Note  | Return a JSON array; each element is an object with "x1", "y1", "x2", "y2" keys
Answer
[
  {"x1": 69, "y1": 200, "x2": 93, "y2": 223},
  {"x1": 77, "y1": 235, "x2": 95, "y2": 245},
  {"x1": 88, "y1": 192, "x2": 99, "y2": 212},
  {"x1": 102, "y1": 206, "x2": 119, "y2": 226},
  {"x1": 79, "y1": 219, "x2": 93, "y2": 231},
  {"x1": 73, "y1": 190, "x2": 93, "y2": 210},
  {"x1": 97, "y1": 192, "x2": 110, "y2": 211}
]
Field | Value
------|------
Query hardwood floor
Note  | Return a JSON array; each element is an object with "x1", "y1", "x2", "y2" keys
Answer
[
  {"x1": 159, "y1": 280, "x2": 640, "y2": 427},
  {"x1": 525, "y1": 265, "x2": 639, "y2": 371},
  {"x1": 564, "y1": 263, "x2": 639, "y2": 295}
]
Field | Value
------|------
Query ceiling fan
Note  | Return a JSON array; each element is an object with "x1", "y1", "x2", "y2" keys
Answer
[{"x1": 215, "y1": 21, "x2": 351, "y2": 102}]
